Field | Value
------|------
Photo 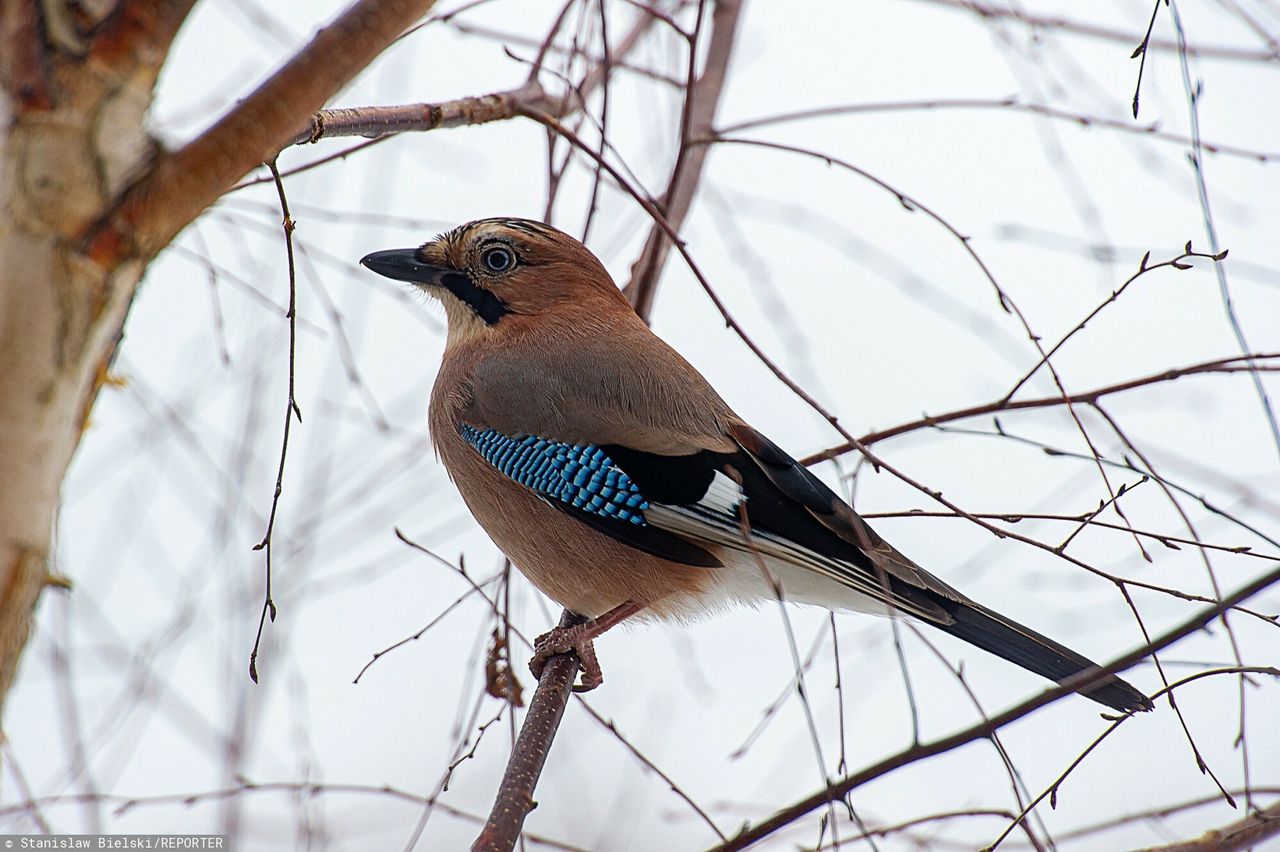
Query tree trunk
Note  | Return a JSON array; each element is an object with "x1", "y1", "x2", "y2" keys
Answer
[
  {"x1": 0, "y1": 4, "x2": 157, "y2": 714},
  {"x1": 0, "y1": 0, "x2": 437, "y2": 720}
]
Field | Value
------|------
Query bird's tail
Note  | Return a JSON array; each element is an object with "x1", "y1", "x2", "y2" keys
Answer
[{"x1": 934, "y1": 597, "x2": 1153, "y2": 713}]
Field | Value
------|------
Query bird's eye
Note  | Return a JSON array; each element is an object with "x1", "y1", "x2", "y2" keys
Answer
[{"x1": 481, "y1": 246, "x2": 515, "y2": 273}]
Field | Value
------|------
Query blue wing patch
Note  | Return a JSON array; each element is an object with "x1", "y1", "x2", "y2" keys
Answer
[{"x1": 459, "y1": 425, "x2": 649, "y2": 525}]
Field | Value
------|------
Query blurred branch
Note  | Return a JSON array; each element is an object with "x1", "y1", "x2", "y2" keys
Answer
[
  {"x1": 1143, "y1": 799, "x2": 1280, "y2": 851},
  {"x1": 624, "y1": 0, "x2": 743, "y2": 319},
  {"x1": 0, "y1": 782, "x2": 586, "y2": 851},
  {"x1": 1055, "y1": 790, "x2": 1280, "y2": 844},
  {"x1": 911, "y1": 0, "x2": 1280, "y2": 63},
  {"x1": 89, "y1": 0, "x2": 200, "y2": 78},
  {"x1": 4, "y1": 0, "x2": 52, "y2": 109},
  {"x1": 472, "y1": 610, "x2": 584, "y2": 852},
  {"x1": 801, "y1": 352, "x2": 1280, "y2": 466},
  {"x1": 713, "y1": 563, "x2": 1280, "y2": 851},
  {"x1": 719, "y1": 96, "x2": 1280, "y2": 163}
]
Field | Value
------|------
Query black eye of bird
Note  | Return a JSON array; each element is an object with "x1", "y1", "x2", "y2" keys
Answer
[{"x1": 481, "y1": 246, "x2": 515, "y2": 273}]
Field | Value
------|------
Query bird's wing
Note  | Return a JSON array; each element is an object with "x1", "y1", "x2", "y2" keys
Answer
[
  {"x1": 455, "y1": 419, "x2": 1153, "y2": 713},
  {"x1": 454, "y1": 315, "x2": 946, "y2": 614},
  {"x1": 724, "y1": 422, "x2": 968, "y2": 608},
  {"x1": 452, "y1": 413, "x2": 955, "y2": 622},
  {"x1": 456, "y1": 424, "x2": 723, "y2": 568},
  {"x1": 719, "y1": 424, "x2": 1151, "y2": 713}
]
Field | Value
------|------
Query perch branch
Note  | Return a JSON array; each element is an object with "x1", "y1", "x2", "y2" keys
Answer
[{"x1": 472, "y1": 611, "x2": 585, "y2": 852}]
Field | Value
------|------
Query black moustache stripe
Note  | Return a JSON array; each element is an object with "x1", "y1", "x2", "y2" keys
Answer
[{"x1": 440, "y1": 272, "x2": 509, "y2": 325}]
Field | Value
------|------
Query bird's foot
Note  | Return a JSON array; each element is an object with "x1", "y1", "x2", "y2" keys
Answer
[
  {"x1": 530, "y1": 625, "x2": 603, "y2": 692},
  {"x1": 527, "y1": 600, "x2": 644, "y2": 693}
]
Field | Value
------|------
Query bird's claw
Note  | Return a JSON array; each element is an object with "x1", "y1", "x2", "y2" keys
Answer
[{"x1": 530, "y1": 626, "x2": 603, "y2": 692}]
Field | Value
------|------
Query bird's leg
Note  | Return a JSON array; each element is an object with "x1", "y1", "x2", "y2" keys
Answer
[{"x1": 529, "y1": 600, "x2": 644, "y2": 692}]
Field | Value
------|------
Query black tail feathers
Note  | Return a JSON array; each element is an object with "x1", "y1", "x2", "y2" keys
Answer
[{"x1": 935, "y1": 598, "x2": 1153, "y2": 713}]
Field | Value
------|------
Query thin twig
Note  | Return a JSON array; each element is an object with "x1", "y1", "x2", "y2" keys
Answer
[
  {"x1": 913, "y1": 0, "x2": 1279, "y2": 63},
  {"x1": 717, "y1": 97, "x2": 1280, "y2": 162},
  {"x1": 985, "y1": 666, "x2": 1280, "y2": 851},
  {"x1": 576, "y1": 699, "x2": 727, "y2": 842},
  {"x1": 1130, "y1": 0, "x2": 1166, "y2": 118},
  {"x1": 248, "y1": 160, "x2": 302, "y2": 684}
]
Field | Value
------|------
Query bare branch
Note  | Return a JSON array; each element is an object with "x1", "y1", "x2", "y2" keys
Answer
[
  {"x1": 624, "y1": 0, "x2": 743, "y2": 319},
  {"x1": 286, "y1": 78, "x2": 557, "y2": 147},
  {"x1": 247, "y1": 161, "x2": 302, "y2": 684},
  {"x1": 282, "y1": 1, "x2": 662, "y2": 148},
  {"x1": 1146, "y1": 793, "x2": 1280, "y2": 844},
  {"x1": 472, "y1": 611, "x2": 585, "y2": 852},
  {"x1": 801, "y1": 353, "x2": 1280, "y2": 466},
  {"x1": 912, "y1": 0, "x2": 1280, "y2": 63},
  {"x1": 82, "y1": 0, "x2": 441, "y2": 265},
  {"x1": 713, "y1": 563, "x2": 1280, "y2": 851}
]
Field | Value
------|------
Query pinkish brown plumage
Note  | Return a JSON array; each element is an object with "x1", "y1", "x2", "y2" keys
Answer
[{"x1": 361, "y1": 217, "x2": 1152, "y2": 712}]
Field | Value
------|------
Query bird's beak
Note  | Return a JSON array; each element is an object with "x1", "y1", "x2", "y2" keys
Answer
[{"x1": 359, "y1": 249, "x2": 453, "y2": 287}]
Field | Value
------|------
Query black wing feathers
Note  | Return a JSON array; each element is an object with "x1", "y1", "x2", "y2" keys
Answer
[
  {"x1": 549, "y1": 500, "x2": 723, "y2": 568},
  {"x1": 599, "y1": 444, "x2": 718, "y2": 504},
  {"x1": 731, "y1": 428, "x2": 838, "y2": 517},
  {"x1": 540, "y1": 434, "x2": 1151, "y2": 714}
]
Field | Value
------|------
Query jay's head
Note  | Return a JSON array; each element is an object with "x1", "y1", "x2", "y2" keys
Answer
[{"x1": 361, "y1": 218, "x2": 631, "y2": 344}]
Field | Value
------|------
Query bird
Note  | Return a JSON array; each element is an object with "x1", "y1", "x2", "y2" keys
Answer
[{"x1": 360, "y1": 217, "x2": 1153, "y2": 714}]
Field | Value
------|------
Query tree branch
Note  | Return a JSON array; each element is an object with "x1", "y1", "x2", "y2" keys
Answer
[
  {"x1": 1138, "y1": 798, "x2": 1280, "y2": 852},
  {"x1": 2, "y1": 0, "x2": 52, "y2": 110},
  {"x1": 712, "y1": 563, "x2": 1280, "y2": 851},
  {"x1": 89, "y1": 0, "x2": 200, "y2": 77},
  {"x1": 800, "y1": 353, "x2": 1280, "y2": 466},
  {"x1": 623, "y1": 0, "x2": 742, "y2": 320},
  {"x1": 280, "y1": 1, "x2": 662, "y2": 149},
  {"x1": 81, "y1": 0, "x2": 440, "y2": 266},
  {"x1": 472, "y1": 611, "x2": 585, "y2": 852},
  {"x1": 286, "y1": 78, "x2": 557, "y2": 147}
]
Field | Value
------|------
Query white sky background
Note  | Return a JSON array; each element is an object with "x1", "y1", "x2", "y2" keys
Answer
[{"x1": 4, "y1": 0, "x2": 1280, "y2": 849}]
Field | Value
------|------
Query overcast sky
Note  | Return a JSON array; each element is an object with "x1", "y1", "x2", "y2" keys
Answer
[{"x1": 5, "y1": 1, "x2": 1279, "y2": 849}]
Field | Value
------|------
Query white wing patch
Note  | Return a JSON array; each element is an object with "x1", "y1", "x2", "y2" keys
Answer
[
  {"x1": 645, "y1": 471, "x2": 744, "y2": 547},
  {"x1": 646, "y1": 470, "x2": 935, "y2": 620}
]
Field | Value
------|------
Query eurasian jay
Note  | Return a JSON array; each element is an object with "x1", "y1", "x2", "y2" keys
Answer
[{"x1": 361, "y1": 217, "x2": 1152, "y2": 714}]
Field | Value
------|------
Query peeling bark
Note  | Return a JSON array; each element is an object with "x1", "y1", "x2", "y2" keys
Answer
[
  {"x1": 0, "y1": 0, "x2": 158, "y2": 713},
  {"x1": 0, "y1": 0, "x2": 437, "y2": 719}
]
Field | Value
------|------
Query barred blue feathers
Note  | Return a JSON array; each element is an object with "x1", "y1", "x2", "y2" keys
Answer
[{"x1": 459, "y1": 425, "x2": 650, "y2": 525}]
